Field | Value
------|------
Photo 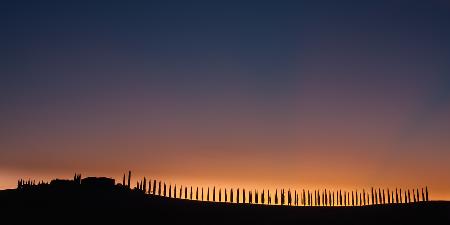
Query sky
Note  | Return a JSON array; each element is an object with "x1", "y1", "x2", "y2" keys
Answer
[{"x1": 1, "y1": 1, "x2": 450, "y2": 199}]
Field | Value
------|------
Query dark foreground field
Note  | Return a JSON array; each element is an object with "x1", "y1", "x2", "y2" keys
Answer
[{"x1": 1, "y1": 185, "x2": 449, "y2": 225}]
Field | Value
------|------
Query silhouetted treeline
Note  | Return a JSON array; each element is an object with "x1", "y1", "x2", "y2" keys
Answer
[{"x1": 16, "y1": 171, "x2": 431, "y2": 206}]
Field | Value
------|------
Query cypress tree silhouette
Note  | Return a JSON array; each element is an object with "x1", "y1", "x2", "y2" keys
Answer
[
  {"x1": 174, "y1": 185, "x2": 177, "y2": 198},
  {"x1": 275, "y1": 189, "x2": 278, "y2": 205},
  {"x1": 342, "y1": 191, "x2": 345, "y2": 206},
  {"x1": 249, "y1": 190, "x2": 252, "y2": 204},
  {"x1": 201, "y1": 187, "x2": 204, "y2": 201},
  {"x1": 164, "y1": 183, "x2": 167, "y2": 197},
  {"x1": 237, "y1": 188, "x2": 240, "y2": 203},
  {"x1": 339, "y1": 190, "x2": 342, "y2": 206},
  {"x1": 243, "y1": 188, "x2": 246, "y2": 203},
  {"x1": 355, "y1": 190, "x2": 358, "y2": 206},
  {"x1": 262, "y1": 190, "x2": 265, "y2": 204},
  {"x1": 185, "y1": 186, "x2": 188, "y2": 199},
  {"x1": 404, "y1": 190, "x2": 407, "y2": 203},
  {"x1": 281, "y1": 189, "x2": 284, "y2": 205},
  {"x1": 196, "y1": 187, "x2": 198, "y2": 200},
  {"x1": 416, "y1": 188, "x2": 419, "y2": 202},
  {"x1": 407, "y1": 189, "x2": 410, "y2": 203},
  {"x1": 225, "y1": 188, "x2": 227, "y2": 202},
  {"x1": 374, "y1": 189, "x2": 378, "y2": 204},
  {"x1": 399, "y1": 189, "x2": 403, "y2": 203},
  {"x1": 351, "y1": 191, "x2": 354, "y2": 206},
  {"x1": 122, "y1": 174, "x2": 126, "y2": 186},
  {"x1": 382, "y1": 189, "x2": 385, "y2": 204},
  {"x1": 230, "y1": 188, "x2": 233, "y2": 203},
  {"x1": 371, "y1": 187, "x2": 374, "y2": 205},
  {"x1": 359, "y1": 193, "x2": 362, "y2": 206},
  {"x1": 293, "y1": 190, "x2": 296, "y2": 206},
  {"x1": 158, "y1": 181, "x2": 161, "y2": 196},
  {"x1": 387, "y1": 189, "x2": 390, "y2": 204},
  {"x1": 180, "y1": 185, "x2": 182, "y2": 198},
  {"x1": 362, "y1": 189, "x2": 366, "y2": 205},
  {"x1": 395, "y1": 188, "x2": 399, "y2": 203},
  {"x1": 268, "y1": 190, "x2": 271, "y2": 205},
  {"x1": 153, "y1": 180, "x2": 156, "y2": 194},
  {"x1": 128, "y1": 171, "x2": 131, "y2": 188},
  {"x1": 143, "y1": 177, "x2": 147, "y2": 193},
  {"x1": 426, "y1": 186, "x2": 429, "y2": 201},
  {"x1": 169, "y1": 184, "x2": 172, "y2": 198},
  {"x1": 219, "y1": 188, "x2": 222, "y2": 202},
  {"x1": 213, "y1": 187, "x2": 216, "y2": 202},
  {"x1": 207, "y1": 187, "x2": 210, "y2": 201},
  {"x1": 190, "y1": 186, "x2": 193, "y2": 200},
  {"x1": 302, "y1": 190, "x2": 306, "y2": 206},
  {"x1": 255, "y1": 190, "x2": 258, "y2": 204},
  {"x1": 413, "y1": 189, "x2": 417, "y2": 202},
  {"x1": 378, "y1": 188, "x2": 382, "y2": 204},
  {"x1": 421, "y1": 188, "x2": 425, "y2": 202}
]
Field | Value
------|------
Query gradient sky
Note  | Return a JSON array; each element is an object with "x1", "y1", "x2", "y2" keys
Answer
[{"x1": 1, "y1": 1, "x2": 450, "y2": 199}]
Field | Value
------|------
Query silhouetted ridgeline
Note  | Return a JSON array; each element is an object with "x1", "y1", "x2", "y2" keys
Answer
[{"x1": 1, "y1": 172, "x2": 449, "y2": 225}]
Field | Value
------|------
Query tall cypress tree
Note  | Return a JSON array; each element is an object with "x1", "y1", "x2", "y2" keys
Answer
[
  {"x1": 190, "y1": 186, "x2": 193, "y2": 200},
  {"x1": 158, "y1": 181, "x2": 161, "y2": 195},
  {"x1": 237, "y1": 188, "x2": 240, "y2": 203},
  {"x1": 243, "y1": 188, "x2": 246, "y2": 203},
  {"x1": 207, "y1": 187, "x2": 210, "y2": 201},
  {"x1": 421, "y1": 188, "x2": 425, "y2": 202},
  {"x1": 196, "y1": 187, "x2": 198, "y2": 200},
  {"x1": 425, "y1": 186, "x2": 429, "y2": 201},
  {"x1": 275, "y1": 189, "x2": 278, "y2": 205},
  {"x1": 230, "y1": 188, "x2": 233, "y2": 203},
  {"x1": 219, "y1": 188, "x2": 222, "y2": 202},
  {"x1": 213, "y1": 187, "x2": 216, "y2": 202},
  {"x1": 128, "y1": 171, "x2": 131, "y2": 188}
]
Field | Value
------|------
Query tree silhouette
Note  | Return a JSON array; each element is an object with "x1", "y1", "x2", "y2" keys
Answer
[
  {"x1": 225, "y1": 188, "x2": 227, "y2": 202},
  {"x1": 243, "y1": 189, "x2": 246, "y2": 204},
  {"x1": 268, "y1": 190, "x2": 271, "y2": 205},
  {"x1": 174, "y1": 185, "x2": 177, "y2": 198},
  {"x1": 262, "y1": 190, "x2": 265, "y2": 204},
  {"x1": 179, "y1": 185, "x2": 182, "y2": 198},
  {"x1": 190, "y1": 186, "x2": 193, "y2": 200},
  {"x1": 196, "y1": 187, "x2": 198, "y2": 200},
  {"x1": 421, "y1": 188, "x2": 425, "y2": 202},
  {"x1": 426, "y1": 186, "x2": 429, "y2": 201},
  {"x1": 185, "y1": 186, "x2": 188, "y2": 199},
  {"x1": 158, "y1": 181, "x2": 161, "y2": 195},
  {"x1": 275, "y1": 189, "x2": 278, "y2": 205},
  {"x1": 230, "y1": 188, "x2": 233, "y2": 203},
  {"x1": 163, "y1": 183, "x2": 167, "y2": 197},
  {"x1": 219, "y1": 188, "x2": 222, "y2": 202},
  {"x1": 169, "y1": 184, "x2": 172, "y2": 198},
  {"x1": 127, "y1": 171, "x2": 131, "y2": 188},
  {"x1": 237, "y1": 188, "x2": 240, "y2": 203},
  {"x1": 249, "y1": 190, "x2": 252, "y2": 204},
  {"x1": 207, "y1": 187, "x2": 210, "y2": 201},
  {"x1": 255, "y1": 190, "x2": 258, "y2": 204},
  {"x1": 399, "y1": 189, "x2": 403, "y2": 203},
  {"x1": 201, "y1": 187, "x2": 204, "y2": 201},
  {"x1": 143, "y1": 177, "x2": 147, "y2": 193},
  {"x1": 213, "y1": 187, "x2": 216, "y2": 202},
  {"x1": 395, "y1": 188, "x2": 399, "y2": 203}
]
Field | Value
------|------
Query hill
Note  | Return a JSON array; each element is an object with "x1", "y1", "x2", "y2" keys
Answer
[{"x1": 0, "y1": 182, "x2": 449, "y2": 225}]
